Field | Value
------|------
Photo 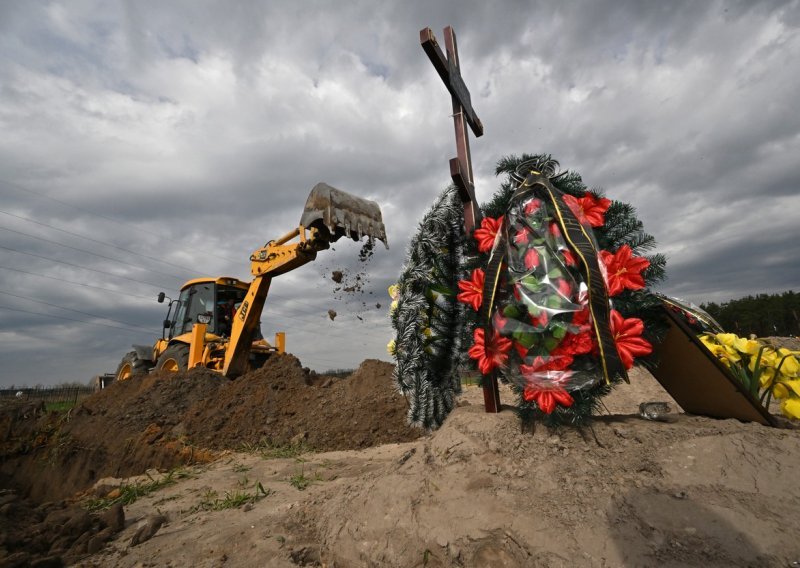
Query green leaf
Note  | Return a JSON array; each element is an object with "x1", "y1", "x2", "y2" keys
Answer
[
  {"x1": 512, "y1": 331, "x2": 538, "y2": 349},
  {"x1": 544, "y1": 336, "x2": 560, "y2": 352},
  {"x1": 428, "y1": 284, "x2": 454, "y2": 297},
  {"x1": 518, "y1": 275, "x2": 541, "y2": 290}
]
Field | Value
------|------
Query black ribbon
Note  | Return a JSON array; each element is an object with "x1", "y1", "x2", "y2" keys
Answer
[{"x1": 480, "y1": 171, "x2": 627, "y2": 385}]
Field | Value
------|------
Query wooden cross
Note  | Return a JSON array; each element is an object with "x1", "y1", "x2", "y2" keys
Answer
[
  {"x1": 420, "y1": 26, "x2": 484, "y2": 234},
  {"x1": 421, "y1": 26, "x2": 502, "y2": 414}
]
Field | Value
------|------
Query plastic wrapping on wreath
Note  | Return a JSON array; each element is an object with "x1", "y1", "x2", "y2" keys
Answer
[
  {"x1": 658, "y1": 294, "x2": 724, "y2": 335},
  {"x1": 487, "y1": 190, "x2": 607, "y2": 393}
]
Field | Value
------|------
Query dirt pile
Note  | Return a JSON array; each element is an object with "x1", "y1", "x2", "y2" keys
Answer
[
  {"x1": 0, "y1": 354, "x2": 417, "y2": 566},
  {"x1": 302, "y1": 400, "x2": 800, "y2": 567},
  {"x1": 182, "y1": 356, "x2": 419, "y2": 452},
  {"x1": 77, "y1": 378, "x2": 800, "y2": 568},
  {"x1": 0, "y1": 355, "x2": 417, "y2": 504}
]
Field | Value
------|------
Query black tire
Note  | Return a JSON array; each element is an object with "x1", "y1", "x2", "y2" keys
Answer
[
  {"x1": 155, "y1": 343, "x2": 190, "y2": 373},
  {"x1": 115, "y1": 351, "x2": 151, "y2": 382}
]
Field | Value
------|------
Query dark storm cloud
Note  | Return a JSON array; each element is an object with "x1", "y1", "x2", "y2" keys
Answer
[{"x1": 1, "y1": 1, "x2": 798, "y2": 385}]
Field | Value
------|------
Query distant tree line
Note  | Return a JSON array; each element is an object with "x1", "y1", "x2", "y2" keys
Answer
[{"x1": 701, "y1": 290, "x2": 800, "y2": 337}]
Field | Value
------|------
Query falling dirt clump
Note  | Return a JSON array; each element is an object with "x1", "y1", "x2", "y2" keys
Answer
[
  {"x1": 358, "y1": 238, "x2": 375, "y2": 263},
  {"x1": 331, "y1": 270, "x2": 343, "y2": 284},
  {"x1": 327, "y1": 309, "x2": 337, "y2": 321}
]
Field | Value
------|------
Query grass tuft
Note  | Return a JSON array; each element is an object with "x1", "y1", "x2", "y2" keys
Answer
[
  {"x1": 192, "y1": 482, "x2": 270, "y2": 512},
  {"x1": 84, "y1": 467, "x2": 194, "y2": 512},
  {"x1": 239, "y1": 438, "x2": 312, "y2": 460},
  {"x1": 288, "y1": 469, "x2": 322, "y2": 491}
]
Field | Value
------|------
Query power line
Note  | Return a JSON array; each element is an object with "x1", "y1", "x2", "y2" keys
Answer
[
  {"x1": 0, "y1": 261, "x2": 383, "y2": 339},
  {"x1": 0, "y1": 180, "x2": 239, "y2": 264},
  {"x1": 1, "y1": 187, "x2": 385, "y2": 324},
  {"x1": 0, "y1": 209, "x2": 203, "y2": 275},
  {"x1": 0, "y1": 245, "x2": 175, "y2": 290},
  {"x1": 0, "y1": 263, "x2": 381, "y2": 341},
  {"x1": 0, "y1": 207, "x2": 370, "y2": 319},
  {"x1": 0, "y1": 265, "x2": 156, "y2": 301},
  {"x1": 0, "y1": 305, "x2": 154, "y2": 335},
  {"x1": 0, "y1": 225, "x2": 188, "y2": 281},
  {"x1": 0, "y1": 290, "x2": 155, "y2": 333}
]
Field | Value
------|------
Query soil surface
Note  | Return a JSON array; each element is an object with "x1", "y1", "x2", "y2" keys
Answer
[{"x1": 2, "y1": 359, "x2": 800, "y2": 567}]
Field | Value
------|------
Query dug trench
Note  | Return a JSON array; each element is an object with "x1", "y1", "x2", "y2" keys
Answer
[{"x1": 0, "y1": 355, "x2": 419, "y2": 566}]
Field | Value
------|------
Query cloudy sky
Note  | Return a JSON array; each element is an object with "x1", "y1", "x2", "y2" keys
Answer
[{"x1": 1, "y1": 1, "x2": 798, "y2": 387}]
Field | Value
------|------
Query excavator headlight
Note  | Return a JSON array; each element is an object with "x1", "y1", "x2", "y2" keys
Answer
[{"x1": 197, "y1": 313, "x2": 212, "y2": 325}]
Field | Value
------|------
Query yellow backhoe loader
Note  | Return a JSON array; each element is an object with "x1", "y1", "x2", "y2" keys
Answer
[{"x1": 110, "y1": 183, "x2": 387, "y2": 382}]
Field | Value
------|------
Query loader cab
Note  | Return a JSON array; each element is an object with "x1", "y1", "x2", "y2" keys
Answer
[{"x1": 166, "y1": 277, "x2": 250, "y2": 339}]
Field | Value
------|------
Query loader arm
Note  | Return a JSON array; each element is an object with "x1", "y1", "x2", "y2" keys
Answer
[
  {"x1": 221, "y1": 182, "x2": 387, "y2": 378},
  {"x1": 222, "y1": 226, "x2": 326, "y2": 377}
]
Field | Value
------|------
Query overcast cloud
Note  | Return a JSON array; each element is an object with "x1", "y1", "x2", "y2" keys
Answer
[{"x1": 1, "y1": 0, "x2": 798, "y2": 386}]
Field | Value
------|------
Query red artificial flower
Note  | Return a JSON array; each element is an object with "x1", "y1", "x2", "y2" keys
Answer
[
  {"x1": 548, "y1": 222, "x2": 562, "y2": 238},
  {"x1": 572, "y1": 307, "x2": 591, "y2": 329},
  {"x1": 524, "y1": 248, "x2": 541, "y2": 270},
  {"x1": 600, "y1": 245, "x2": 650, "y2": 297},
  {"x1": 514, "y1": 227, "x2": 530, "y2": 246},
  {"x1": 556, "y1": 279, "x2": 572, "y2": 298},
  {"x1": 468, "y1": 327, "x2": 513, "y2": 375},
  {"x1": 610, "y1": 309, "x2": 653, "y2": 369},
  {"x1": 553, "y1": 330, "x2": 595, "y2": 357},
  {"x1": 524, "y1": 198, "x2": 543, "y2": 216},
  {"x1": 563, "y1": 193, "x2": 612, "y2": 228},
  {"x1": 473, "y1": 216, "x2": 504, "y2": 253},
  {"x1": 529, "y1": 310, "x2": 549, "y2": 329},
  {"x1": 520, "y1": 354, "x2": 574, "y2": 374},
  {"x1": 493, "y1": 312, "x2": 509, "y2": 332},
  {"x1": 513, "y1": 340, "x2": 529, "y2": 360},
  {"x1": 522, "y1": 385, "x2": 574, "y2": 414},
  {"x1": 561, "y1": 249, "x2": 577, "y2": 267},
  {"x1": 457, "y1": 269, "x2": 485, "y2": 312}
]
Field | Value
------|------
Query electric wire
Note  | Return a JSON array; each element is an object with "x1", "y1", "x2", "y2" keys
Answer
[
  {"x1": 1, "y1": 182, "x2": 390, "y2": 340},
  {"x1": 0, "y1": 208, "x2": 374, "y2": 321},
  {"x1": 0, "y1": 306, "x2": 154, "y2": 335},
  {"x1": 0, "y1": 245, "x2": 176, "y2": 289},
  {"x1": 0, "y1": 180, "x2": 239, "y2": 264},
  {"x1": 0, "y1": 225, "x2": 189, "y2": 281},
  {"x1": 0, "y1": 265, "x2": 384, "y2": 340},
  {"x1": 0, "y1": 209, "x2": 200, "y2": 276},
  {"x1": 2, "y1": 187, "x2": 384, "y2": 320},
  {"x1": 0, "y1": 290, "x2": 156, "y2": 333},
  {"x1": 1, "y1": 260, "x2": 383, "y2": 337},
  {"x1": 0, "y1": 265, "x2": 158, "y2": 301}
]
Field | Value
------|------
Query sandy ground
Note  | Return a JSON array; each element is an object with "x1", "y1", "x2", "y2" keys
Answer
[{"x1": 78, "y1": 368, "x2": 800, "y2": 567}]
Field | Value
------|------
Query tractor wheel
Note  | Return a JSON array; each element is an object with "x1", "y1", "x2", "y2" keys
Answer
[
  {"x1": 115, "y1": 351, "x2": 151, "y2": 382},
  {"x1": 155, "y1": 344, "x2": 190, "y2": 373}
]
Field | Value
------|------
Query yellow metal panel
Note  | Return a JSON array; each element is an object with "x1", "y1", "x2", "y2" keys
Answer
[
  {"x1": 188, "y1": 323, "x2": 207, "y2": 368},
  {"x1": 179, "y1": 276, "x2": 249, "y2": 291},
  {"x1": 275, "y1": 332, "x2": 286, "y2": 353}
]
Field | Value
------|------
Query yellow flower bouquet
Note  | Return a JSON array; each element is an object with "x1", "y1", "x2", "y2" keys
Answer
[{"x1": 699, "y1": 332, "x2": 800, "y2": 420}]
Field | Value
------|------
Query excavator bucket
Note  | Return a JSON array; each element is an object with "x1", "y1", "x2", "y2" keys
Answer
[{"x1": 299, "y1": 182, "x2": 388, "y2": 248}]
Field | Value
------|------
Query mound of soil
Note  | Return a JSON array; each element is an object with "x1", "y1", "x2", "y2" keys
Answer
[
  {"x1": 182, "y1": 357, "x2": 419, "y2": 452},
  {"x1": 0, "y1": 355, "x2": 417, "y2": 504},
  {"x1": 0, "y1": 354, "x2": 417, "y2": 565}
]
